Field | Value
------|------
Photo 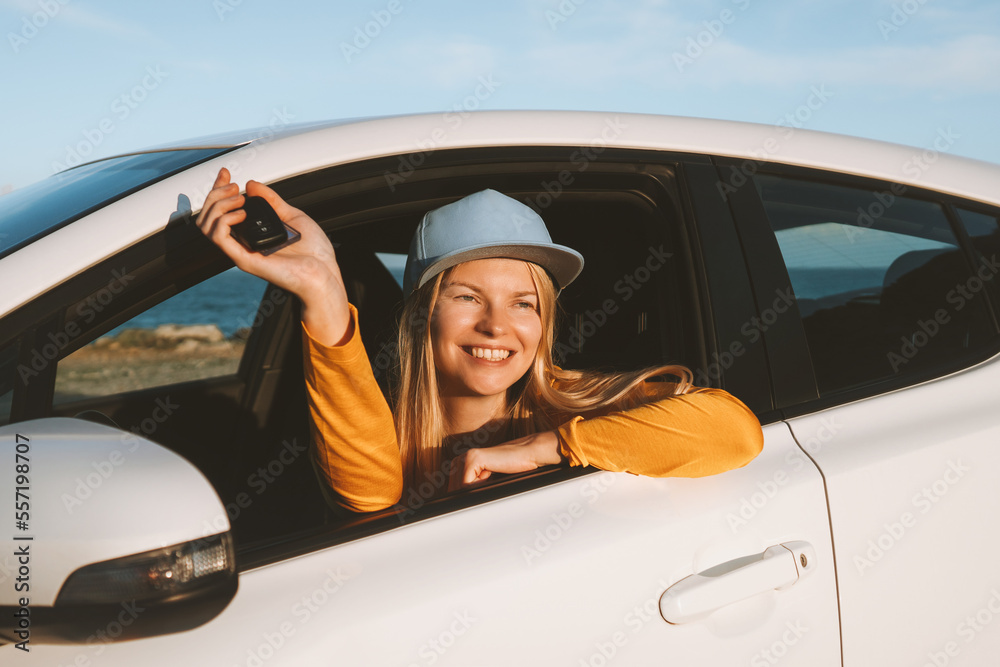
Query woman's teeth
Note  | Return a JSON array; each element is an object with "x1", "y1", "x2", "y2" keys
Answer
[{"x1": 469, "y1": 347, "x2": 510, "y2": 360}]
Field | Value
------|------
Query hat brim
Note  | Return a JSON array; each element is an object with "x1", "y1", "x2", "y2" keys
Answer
[{"x1": 413, "y1": 241, "x2": 584, "y2": 293}]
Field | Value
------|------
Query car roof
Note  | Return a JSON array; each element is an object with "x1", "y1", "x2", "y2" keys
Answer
[
  {"x1": 114, "y1": 110, "x2": 1000, "y2": 208},
  {"x1": 3, "y1": 111, "x2": 999, "y2": 321}
]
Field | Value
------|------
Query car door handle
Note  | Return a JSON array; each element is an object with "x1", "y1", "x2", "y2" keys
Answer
[{"x1": 659, "y1": 541, "x2": 816, "y2": 624}]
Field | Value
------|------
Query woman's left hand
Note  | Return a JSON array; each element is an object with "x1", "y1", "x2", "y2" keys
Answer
[{"x1": 448, "y1": 431, "x2": 565, "y2": 491}]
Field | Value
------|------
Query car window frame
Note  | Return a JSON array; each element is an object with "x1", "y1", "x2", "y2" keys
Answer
[{"x1": 0, "y1": 145, "x2": 775, "y2": 571}]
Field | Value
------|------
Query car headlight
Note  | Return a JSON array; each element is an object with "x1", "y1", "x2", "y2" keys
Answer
[{"x1": 56, "y1": 533, "x2": 235, "y2": 605}]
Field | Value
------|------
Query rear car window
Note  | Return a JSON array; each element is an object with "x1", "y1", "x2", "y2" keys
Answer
[{"x1": 756, "y1": 174, "x2": 995, "y2": 395}]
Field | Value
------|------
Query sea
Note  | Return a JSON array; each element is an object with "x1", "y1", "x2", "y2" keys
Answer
[
  {"x1": 110, "y1": 255, "x2": 408, "y2": 338},
  {"x1": 107, "y1": 268, "x2": 271, "y2": 338}
]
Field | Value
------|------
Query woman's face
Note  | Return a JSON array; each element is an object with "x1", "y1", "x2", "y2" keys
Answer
[{"x1": 430, "y1": 258, "x2": 543, "y2": 401}]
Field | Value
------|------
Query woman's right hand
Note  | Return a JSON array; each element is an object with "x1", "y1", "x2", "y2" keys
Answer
[{"x1": 195, "y1": 167, "x2": 353, "y2": 345}]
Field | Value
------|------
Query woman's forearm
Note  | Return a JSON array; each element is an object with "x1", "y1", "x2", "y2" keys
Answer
[
  {"x1": 298, "y1": 271, "x2": 353, "y2": 347},
  {"x1": 555, "y1": 387, "x2": 764, "y2": 477}
]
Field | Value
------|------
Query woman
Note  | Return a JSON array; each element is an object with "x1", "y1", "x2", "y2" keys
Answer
[{"x1": 197, "y1": 169, "x2": 763, "y2": 512}]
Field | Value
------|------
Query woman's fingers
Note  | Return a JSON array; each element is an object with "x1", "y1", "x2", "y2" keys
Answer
[
  {"x1": 465, "y1": 465, "x2": 492, "y2": 486},
  {"x1": 197, "y1": 169, "x2": 233, "y2": 222},
  {"x1": 449, "y1": 435, "x2": 563, "y2": 490},
  {"x1": 195, "y1": 169, "x2": 283, "y2": 275},
  {"x1": 448, "y1": 452, "x2": 487, "y2": 491},
  {"x1": 199, "y1": 170, "x2": 315, "y2": 246},
  {"x1": 213, "y1": 166, "x2": 231, "y2": 189},
  {"x1": 200, "y1": 194, "x2": 248, "y2": 256},
  {"x1": 196, "y1": 171, "x2": 242, "y2": 235},
  {"x1": 447, "y1": 449, "x2": 504, "y2": 491},
  {"x1": 460, "y1": 451, "x2": 485, "y2": 486}
]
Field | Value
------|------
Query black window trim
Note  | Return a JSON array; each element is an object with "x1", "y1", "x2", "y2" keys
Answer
[
  {"x1": 682, "y1": 162, "x2": 777, "y2": 420},
  {"x1": 942, "y1": 201, "x2": 1000, "y2": 330},
  {"x1": 713, "y1": 158, "x2": 820, "y2": 410}
]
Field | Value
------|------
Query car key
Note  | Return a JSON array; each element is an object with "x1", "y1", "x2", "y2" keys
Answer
[{"x1": 231, "y1": 196, "x2": 289, "y2": 252}]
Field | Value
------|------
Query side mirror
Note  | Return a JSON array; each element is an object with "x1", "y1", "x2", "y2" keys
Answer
[{"x1": 0, "y1": 418, "x2": 237, "y2": 648}]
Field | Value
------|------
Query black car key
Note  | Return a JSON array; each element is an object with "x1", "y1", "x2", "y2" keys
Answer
[{"x1": 232, "y1": 196, "x2": 289, "y2": 252}]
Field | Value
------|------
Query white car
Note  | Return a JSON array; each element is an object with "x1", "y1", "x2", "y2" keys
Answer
[{"x1": 2, "y1": 111, "x2": 1000, "y2": 666}]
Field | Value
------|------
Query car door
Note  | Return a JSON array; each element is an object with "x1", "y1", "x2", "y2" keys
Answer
[
  {"x1": 53, "y1": 428, "x2": 835, "y2": 666},
  {"x1": 7, "y1": 147, "x2": 842, "y2": 665},
  {"x1": 729, "y1": 163, "x2": 1000, "y2": 666}
]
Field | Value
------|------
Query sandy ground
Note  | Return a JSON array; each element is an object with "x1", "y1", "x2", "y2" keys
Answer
[{"x1": 54, "y1": 339, "x2": 246, "y2": 402}]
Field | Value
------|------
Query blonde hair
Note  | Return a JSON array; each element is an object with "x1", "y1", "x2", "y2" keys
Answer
[{"x1": 392, "y1": 261, "x2": 692, "y2": 493}]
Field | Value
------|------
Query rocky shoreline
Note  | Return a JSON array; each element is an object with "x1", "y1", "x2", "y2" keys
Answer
[{"x1": 55, "y1": 324, "x2": 248, "y2": 401}]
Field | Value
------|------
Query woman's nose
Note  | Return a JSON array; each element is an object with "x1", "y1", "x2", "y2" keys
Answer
[{"x1": 475, "y1": 304, "x2": 507, "y2": 336}]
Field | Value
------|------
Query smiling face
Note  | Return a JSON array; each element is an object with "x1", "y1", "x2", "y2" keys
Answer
[{"x1": 430, "y1": 258, "x2": 543, "y2": 403}]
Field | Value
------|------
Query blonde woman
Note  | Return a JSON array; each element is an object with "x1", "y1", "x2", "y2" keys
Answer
[{"x1": 197, "y1": 169, "x2": 763, "y2": 513}]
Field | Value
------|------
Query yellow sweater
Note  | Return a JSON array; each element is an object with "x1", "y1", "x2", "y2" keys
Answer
[{"x1": 304, "y1": 306, "x2": 764, "y2": 512}]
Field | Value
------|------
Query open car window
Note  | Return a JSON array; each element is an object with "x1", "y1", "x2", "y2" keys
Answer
[
  {"x1": 228, "y1": 148, "x2": 710, "y2": 558},
  {"x1": 3, "y1": 148, "x2": 717, "y2": 569}
]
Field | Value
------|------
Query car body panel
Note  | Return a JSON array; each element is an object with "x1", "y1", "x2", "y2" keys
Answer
[
  {"x1": 23, "y1": 424, "x2": 840, "y2": 665},
  {"x1": 786, "y1": 352, "x2": 1000, "y2": 666}
]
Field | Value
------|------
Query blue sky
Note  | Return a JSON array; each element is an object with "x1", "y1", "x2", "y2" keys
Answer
[{"x1": 2, "y1": 0, "x2": 999, "y2": 193}]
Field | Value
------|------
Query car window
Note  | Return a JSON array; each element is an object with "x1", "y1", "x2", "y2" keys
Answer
[
  {"x1": 755, "y1": 174, "x2": 995, "y2": 395},
  {"x1": 54, "y1": 268, "x2": 267, "y2": 405},
  {"x1": 375, "y1": 252, "x2": 406, "y2": 288}
]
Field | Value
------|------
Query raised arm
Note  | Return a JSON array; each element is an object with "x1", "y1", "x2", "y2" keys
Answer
[
  {"x1": 196, "y1": 168, "x2": 403, "y2": 511},
  {"x1": 302, "y1": 305, "x2": 403, "y2": 512},
  {"x1": 194, "y1": 167, "x2": 351, "y2": 346}
]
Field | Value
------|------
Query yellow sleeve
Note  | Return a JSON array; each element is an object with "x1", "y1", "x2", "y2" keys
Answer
[
  {"x1": 555, "y1": 387, "x2": 764, "y2": 477},
  {"x1": 302, "y1": 304, "x2": 403, "y2": 512}
]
